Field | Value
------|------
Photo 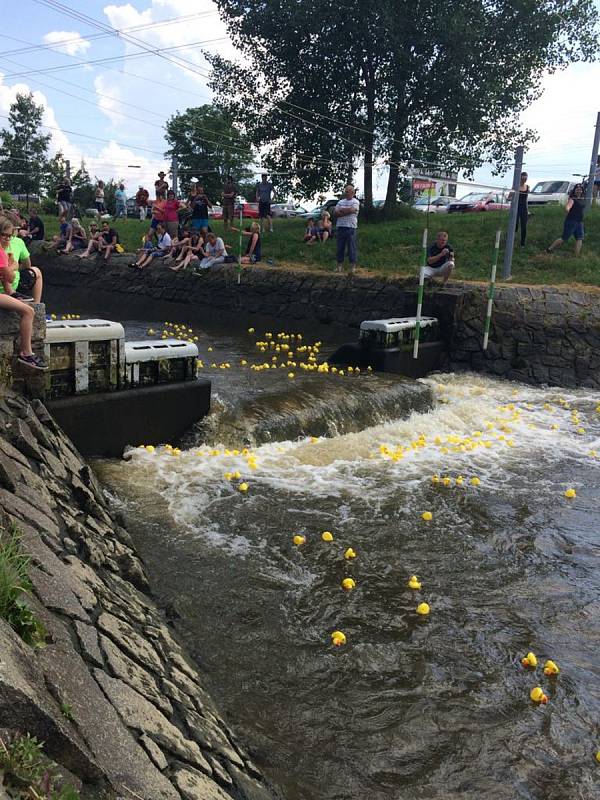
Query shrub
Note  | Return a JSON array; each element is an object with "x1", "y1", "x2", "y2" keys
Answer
[
  {"x1": 0, "y1": 733, "x2": 81, "y2": 798},
  {"x1": 0, "y1": 523, "x2": 46, "y2": 647}
]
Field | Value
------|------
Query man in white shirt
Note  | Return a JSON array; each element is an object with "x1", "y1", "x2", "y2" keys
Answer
[
  {"x1": 199, "y1": 232, "x2": 227, "y2": 269},
  {"x1": 334, "y1": 184, "x2": 360, "y2": 273}
]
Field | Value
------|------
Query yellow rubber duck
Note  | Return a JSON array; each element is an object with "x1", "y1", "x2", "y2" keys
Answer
[
  {"x1": 224, "y1": 472, "x2": 233, "y2": 480},
  {"x1": 564, "y1": 488, "x2": 576, "y2": 499},
  {"x1": 288, "y1": 372, "x2": 295, "y2": 378},
  {"x1": 530, "y1": 686, "x2": 548, "y2": 704},
  {"x1": 456, "y1": 476, "x2": 464, "y2": 487},
  {"x1": 344, "y1": 547, "x2": 357, "y2": 560},
  {"x1": 521, "y1": 652, "x2": 538, "y2": 668},
  {"x1": 238, "y1": 482, "x2": 249, "y2": 493},
  {"x1": 543, "y1": 659, "x2": 560, "y2": 676},
  {"x1": 293, "y1": 534, "x2": 306, "y2": 546},
  {"x1": 248, "y1": 327, "x2": 255, "y2": 333},
  {"x1": 341, "y1": 578, "x2": 356, "y2": 591},
  {"x1": 144, "y1": 445, "x2": 155, "y2": 453},
  {"x1": 595, "y1": 750, "x2": 600, "y2": 763},
  {"x1": 442, "y1": 477, "x2": 452, "y2": 487},
  {"x1": 416, "y1": 602, "x2": 430, "y2": 616},
  {"x1": 431, "y1": 474, "x2": 440, "y2": 484},
  {"x1": 321, "y1": 531, "x2": 334, "y2": 542},
  {"x1": 331, "y1": 630, "x2": 346, "y2": 647},
  {"x1": 421, "y1": 511, "x2": 432, "y2": 522},
  {"x1": 470, "y1": 477, "x2": 481, "y2": 487},
  {"x1": 407, "y1": 575, "x2": 422, "y2": 590}
]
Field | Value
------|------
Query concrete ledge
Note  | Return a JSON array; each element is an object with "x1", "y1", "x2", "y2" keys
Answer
[{"x1": 48, "y1": 379, "x2": 211, "y2": 457}]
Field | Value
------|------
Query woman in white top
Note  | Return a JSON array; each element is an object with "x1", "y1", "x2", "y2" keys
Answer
[{"x1": 95, "y1": 181, "x2": 106, "y2": 215}]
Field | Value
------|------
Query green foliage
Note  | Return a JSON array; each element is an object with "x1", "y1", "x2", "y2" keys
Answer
[
  {"x1": 0, "y1": 523, "x2": 46, "y2": 647},
  {"x1": 41, "y1": 152, "x2": 68, "y2": 199},
  {"x1": 211, "y1": 0, "x2": 599, "y2": 205},
  {"x1": 0, "y1": 93, "x2": 51, "y2": 196},
  {"x1": 0, "y1": 190, "x2": 12, "y2": 206},
  {"x1": 165, "y1": 105, "x2": 254, "y2": 200},
  {"x1": 0, "y1": 733, "x2": 81, "y2": 798},
  {"x1": 59, "y1": 703, "x2": 73, "y2": 722},
  {"x1": 71, "y1": 161, "x2": 94, "y2": 211}
]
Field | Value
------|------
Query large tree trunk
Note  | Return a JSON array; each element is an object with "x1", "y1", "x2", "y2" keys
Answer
[
  {"x1": 362, "y1": 58, "x2": 376, "y2": 215},
  {"x1": 384, "y1": 98, "x2": 408, "y2": 209}
]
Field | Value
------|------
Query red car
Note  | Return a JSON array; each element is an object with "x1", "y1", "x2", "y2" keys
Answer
[
  {"x1": 234, "y1": 202, "x2": 260, "y2": 219},
  {"x1": 447, "y1": 192, "x2": 510, "y2": 213}
]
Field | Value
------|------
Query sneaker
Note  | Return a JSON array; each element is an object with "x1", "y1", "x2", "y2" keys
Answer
[{"x1": 17, "y1": 353, "x2": 47, "y2": 371}]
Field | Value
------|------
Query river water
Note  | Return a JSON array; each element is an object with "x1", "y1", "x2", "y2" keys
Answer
[{"x1": 94, "y1": 319, "x2": 600, "y2": 800}]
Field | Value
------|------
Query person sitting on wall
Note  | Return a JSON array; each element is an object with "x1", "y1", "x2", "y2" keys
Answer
[
  {"x1": 54, "y1": 214, "x2": 71, "y2": 252},
  {"x1": 195, "y1": 232, "x2": 227, "y2": 271},
  {"x1": 231, "y1": 222, "x2": 261, "y2": 263},
  {"x1": 25, "y1": 208, "x2": 45, "y2": 244},
  {"x1": 171, "y1": 230, "x2": 205, "y2": 272},
  {"x1": 63, "y1": 218, "x2": 87, "y2": 254},
  {"x1": 97, "y1": 221, "x2": 120, "y2": 262},
  {"x1": 129, "y1": 223, "x2": 172, "y2": 270},
  {"x1": 424, "y1": 230, "x2": 455, "y2": 284},
  {"x1": 0, "y1": 214, "x2": 44, "y2": 303},
  {"x1": 0, "y1": 245, "x2": 46, "y2": 370}
]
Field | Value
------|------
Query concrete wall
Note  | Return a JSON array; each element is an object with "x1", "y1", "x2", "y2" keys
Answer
[{"x1": 33, "y1": 249, "x2": 600, "y2": 388}]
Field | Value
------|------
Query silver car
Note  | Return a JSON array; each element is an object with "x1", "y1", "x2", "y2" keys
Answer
[{"x1": 412, "y1": 196, "x2": 451, "y2": 213}]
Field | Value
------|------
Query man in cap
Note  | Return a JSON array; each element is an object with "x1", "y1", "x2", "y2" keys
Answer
[{"x1": 154, "y1": 170, "x2": 168, "y2": 199}]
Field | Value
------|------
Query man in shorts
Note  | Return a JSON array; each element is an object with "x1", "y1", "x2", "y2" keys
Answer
[
  {"x1": 222, "y1": 175, "x2": 236, "y2": 232},
  {"x1": 425, "y1": 231, "x2": 455, "y2": 284},
  {"x1": 255, "y1": 174, "x2": 274, "y2": 233}
]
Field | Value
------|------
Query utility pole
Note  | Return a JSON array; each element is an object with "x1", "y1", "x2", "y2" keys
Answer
[
  {"x1": 65, "y1": 159, "x2": 71, "y2": 180},
  {"x1": 502, "y1": 145, "x2": 524, "y2": 281},
  {"x1": 171, "y1": 155, "x2": 178, "y2": 196},
  {"x1": 584, "y1": 111, "x2": 600, "y2": 211}
]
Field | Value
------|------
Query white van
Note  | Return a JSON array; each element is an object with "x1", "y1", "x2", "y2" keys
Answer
[{"x1": 528, "y1": 180, "x2": 576, "y2": 206}]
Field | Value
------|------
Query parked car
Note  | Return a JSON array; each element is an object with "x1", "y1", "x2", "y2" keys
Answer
[
  {"x1": 126, "y1": 197, "x2": 154, "y2": 218},
  {"x1": 447, "y1": 192, "x2": 510, "y2": 213},
  {"x1": 208, "y1": 205, "x2": 223, "y2": 219},
  {"x1": 528, "y1": 180, "x2": 576, "y2": 206},
  {"x1": 299, "y1": 199, "x2": 341, "y2": 219},
  {"x1": 271, "y1": 203, "x2": 309, "y2": 218},
  {"x1": 234, "y1": 202, "x2": 260, "y2": 218},
  {"x1": 412, "y1": 196, "x2": 451, "y2": 213}
]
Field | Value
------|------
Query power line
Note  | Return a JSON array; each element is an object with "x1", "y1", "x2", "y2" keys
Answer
[
  {"x1": 0, "y1": 11, "x2": 219, "y2": 57},
  {"x1": 1, "y1": 36, "x2": 229, "y2": 79}
]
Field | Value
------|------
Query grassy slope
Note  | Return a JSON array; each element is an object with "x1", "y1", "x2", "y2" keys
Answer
[{"x1": 39, "y1": 204, "x2": 600, "y2": 286}]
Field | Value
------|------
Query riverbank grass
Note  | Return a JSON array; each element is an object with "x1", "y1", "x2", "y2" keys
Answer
[{"x1": 38, "y1": 204, "x2": 600, "y2": 286}]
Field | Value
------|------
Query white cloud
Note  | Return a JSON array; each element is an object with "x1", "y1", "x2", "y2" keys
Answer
[
  {"x1": 94, "y1": 74, "x2": 125, "y2": 126},
  {"x1": 0, "y1": 74, "x2": 168, "y2": 196},
  {"x1": 43, "y1": 31, "x2": 92, "y2": 57}
]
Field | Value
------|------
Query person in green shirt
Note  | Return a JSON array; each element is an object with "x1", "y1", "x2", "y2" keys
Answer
[{"x1": 0, "y1": 214, "x2": 44, "y2": 302}]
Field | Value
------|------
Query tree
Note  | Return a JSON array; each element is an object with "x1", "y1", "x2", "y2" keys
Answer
[
  {"x1": 0, "y1": 92, "x2": 50, "y2": 197},
  {"x1": 41, "y1": 150, "x2": 68, "y2": 197},
  {"x1": 210, "y1": 0, "x2": 599, "y2": 211},
  {"x1": 164, "y1": 104, "x2": 254, "y2": 200},
  {"x1": 72, "y1": 160, "x2": 95, "y2": 210}
]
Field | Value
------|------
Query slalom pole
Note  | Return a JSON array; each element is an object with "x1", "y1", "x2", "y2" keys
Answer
[
  {"x1": 237, "y1": 204, "x2": 243, "y2": 285},
  {"x1": 413, "y1": 228, "x2": 428, "y2": 360},
  {"x1": 483, "y1": 229, "x2": 501, "y2": 350}
]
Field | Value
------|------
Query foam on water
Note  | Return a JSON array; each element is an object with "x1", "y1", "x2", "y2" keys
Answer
[{"x1": 124, "y1": 372, "x2": 600, "y2": 533}]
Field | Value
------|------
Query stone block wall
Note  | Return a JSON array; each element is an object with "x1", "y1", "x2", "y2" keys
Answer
[
  {"x1": 0, "y1": 301, "x2": 46, "y2": 397},
  {"x1": 0, "y1": 389, "x2": 280, "y2": 799},
  {"x1": 450, "y1": 285, "x2": 600, "y2": 388},
  {"x1": 33, "y1": 249, "x2": 600, "y2": 388}
]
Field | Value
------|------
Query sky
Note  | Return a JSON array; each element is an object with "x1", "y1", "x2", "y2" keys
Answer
[{"x1": 1, "y1": 0, "x2": 599, "y2": 201}]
